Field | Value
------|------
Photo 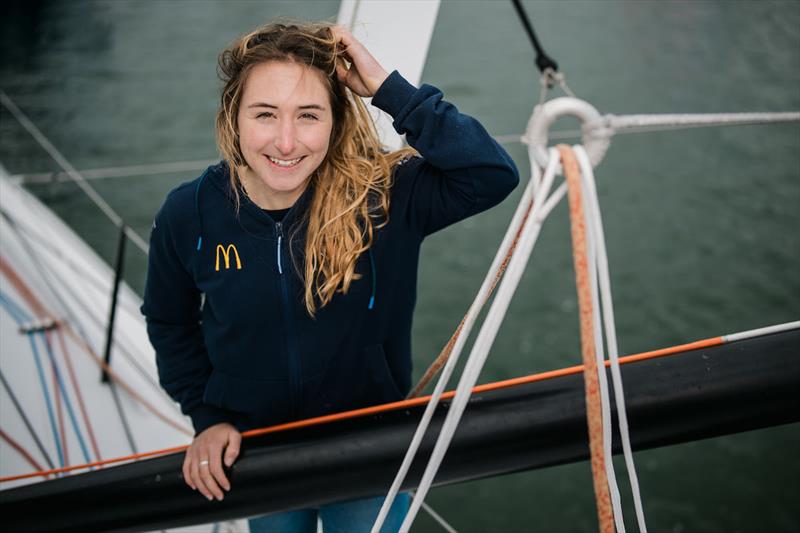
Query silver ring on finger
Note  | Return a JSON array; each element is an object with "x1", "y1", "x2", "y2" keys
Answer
[{"x1": 199, "y1": 459, "x2": 210, "y2": 467}]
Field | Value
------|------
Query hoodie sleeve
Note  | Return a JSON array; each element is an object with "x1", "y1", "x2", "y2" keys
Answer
[
  {"x1": 140, "y1": 192, "x2": 231, "y2": 435},
  {"x1": 371, "y1": 70, "x2": 519, "y2": 237}
]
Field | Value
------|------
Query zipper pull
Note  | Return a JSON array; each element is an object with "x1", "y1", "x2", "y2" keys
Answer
[{"x1": 276, "y1": 222, "x2": 283, "y2": 274}]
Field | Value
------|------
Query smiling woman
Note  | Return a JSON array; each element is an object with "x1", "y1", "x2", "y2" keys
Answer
[
  {"x1": 139, "y1": 19, "x2": 519, "y2": 533},
  {"x1": 237, "y1": 61, "x2": 334, "y2": 209}
]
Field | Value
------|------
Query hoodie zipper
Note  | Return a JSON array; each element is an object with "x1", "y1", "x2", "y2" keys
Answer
[{"x1": 276, "y1": 221, "x2": 302, "y2": 419}]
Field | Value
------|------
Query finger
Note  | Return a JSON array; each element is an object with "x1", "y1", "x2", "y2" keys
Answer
[
  {"x1": 182, "y1": 452, "x2": 195, "y2": 490},
  {"x1": 192, "y1": 453, "x2": 214, "y2": 501},
  {"x1": 335, "y1": 62, "x2": 349, "y2": 84},
  {"x1": 224, "y1": 431, "x2": 241, "y2": 468},
  {"x1": 200, "y1": 458, "x2": 224, "y2": 501},
  {"x1": 210, "y1": 446, "x2": 230, "y2": 493},
  {"x1": 201, "y1": 446, "x2": 225, "y2": 500}
]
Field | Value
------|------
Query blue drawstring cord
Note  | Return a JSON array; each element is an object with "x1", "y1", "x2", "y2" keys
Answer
[
  {"x1": 368, "y1": 248, "x2": 376, "y2": 310},
  {"x1": 195, "y1": 170, "x2": 208, "y2": 251}
]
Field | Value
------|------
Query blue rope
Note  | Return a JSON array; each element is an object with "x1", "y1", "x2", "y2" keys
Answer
[
  {"x1": 0, "y1": 289, "x2": 28, "y2": 323},
  {"x1": 0, "y1": 289, "x2": 93, "y2": 463},
  {"x1": 0, "y1": 292, "x2": 64, "y2": 468},
  {"x1": 26, "y1": 333, "x2": 65, "y2": 469},
  {"x1": 39, "y1": 331, "x2": 92, "y2": 464}
]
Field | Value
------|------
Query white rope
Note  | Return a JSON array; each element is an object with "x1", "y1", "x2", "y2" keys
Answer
[
  {"x1": 498, "y1": 110, "x2": 800, "y2": 146},
  {"x1": 600, "y1": 111, "x2": 800, "y2": 133},
  {"x1": 417, "y1": 494, "x2": 459, "y2": 533},
  {"x1": 394, "y1": 150, "x2": 562, "y2": 533},
  {"x1": 0, "y1": 91, "x2": 149, "y2": 255},
  {"x1": 723, "y1": 321, "x2": 800, "y2": 342},
  {"x1": 370, "y1": 155, "x2": 548, "y2": 533},
  {"x1": 9, "y1": 159, "x2": 218, "y2": 184},
  {"x1": 574, "y1": 145, "x2": 647, "y2": 532},
  {"x1": 581, "y1": 164, "x2": 626, "y2": 533}
]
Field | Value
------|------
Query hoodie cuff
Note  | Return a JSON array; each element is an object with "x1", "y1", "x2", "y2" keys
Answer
[
  {"x1": 371, "y1": 70, "x2": 417, "y2": 119},
  {"x1": 189, "y1": 404, "x2": 233, "y2": 436}
]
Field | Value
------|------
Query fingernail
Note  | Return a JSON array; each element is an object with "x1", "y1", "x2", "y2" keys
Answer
[{"x1": 206, "y1": 495, "x2": 212, "y2": 501}]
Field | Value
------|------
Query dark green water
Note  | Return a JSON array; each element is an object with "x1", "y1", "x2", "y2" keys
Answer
[{"x1": 1, "y1": 1, "x2": 798, "y2": 531}]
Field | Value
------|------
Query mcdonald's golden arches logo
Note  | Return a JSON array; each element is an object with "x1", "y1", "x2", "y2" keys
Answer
[{"x1": 215, "y1": 244, "x2": 242, "y2": 271}]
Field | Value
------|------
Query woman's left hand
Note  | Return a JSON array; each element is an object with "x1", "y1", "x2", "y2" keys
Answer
[{"x1": 333, "y1": 27, "x2": 389, "y2": 97}]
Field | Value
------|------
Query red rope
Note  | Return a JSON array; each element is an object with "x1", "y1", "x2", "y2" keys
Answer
[
  {"x1": 0, "y1": 256, "x2": 192, "y2": 441},
  {"x1": 559, "y1": 144, "x2": 615, "y2": 533},
  {"x1": 47, "y1": 331, "x2": 70, "y2": 468},
  {"x1": 54, "y1": 327, "x2": 103, "y2": 463},
  {"x1": 0, "y1": 427, "x2": 50, "y2": 478}
]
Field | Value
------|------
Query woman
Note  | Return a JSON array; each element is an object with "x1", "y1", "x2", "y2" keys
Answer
[{"x1": 141, "y1": 21, "x2": 518, "y2": 532}]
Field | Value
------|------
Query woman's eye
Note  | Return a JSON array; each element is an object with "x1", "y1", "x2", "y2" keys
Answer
[
  {"x1": 256, "y1": 112, "x2": 274, "y2": 119},
  {"x1": 299, "y1": 113, "x2": 319, "y2": 121}
]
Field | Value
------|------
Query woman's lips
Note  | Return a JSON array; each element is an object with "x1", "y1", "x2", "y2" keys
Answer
[{"x1": 264, "y1": 154, "x2": 306, "y2": 170}]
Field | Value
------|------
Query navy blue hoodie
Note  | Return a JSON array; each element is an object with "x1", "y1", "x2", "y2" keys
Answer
[{"x1": 140, "y1": 71, "x2": 519, "y2": 435}]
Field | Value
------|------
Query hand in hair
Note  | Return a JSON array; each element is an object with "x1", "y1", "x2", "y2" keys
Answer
[{"x1": 332, "y1": 27, "x2": 390, "y2": 97}]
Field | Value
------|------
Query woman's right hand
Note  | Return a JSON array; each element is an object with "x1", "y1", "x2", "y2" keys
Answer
[{"x1": 182, "y1": 422, "x2": 241, "y2": 501}]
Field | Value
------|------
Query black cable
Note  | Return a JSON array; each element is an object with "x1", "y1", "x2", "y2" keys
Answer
[
  {"x1": 109, "y1": 380, "x2": 138, "y2": 456},
  {"x1": 511, "y1": 0, "x2": 559, "y2": 74},
  {"x1": 0, "y1": 368, "x2": 56, "y2": 470}
]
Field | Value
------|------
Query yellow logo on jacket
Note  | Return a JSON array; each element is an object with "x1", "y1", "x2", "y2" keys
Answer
[{"x1": 215, "y1": 244, "x2": 242, "y2": 271}]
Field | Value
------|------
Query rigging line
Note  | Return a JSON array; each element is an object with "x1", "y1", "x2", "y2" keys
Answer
[
  {"x1": 0, "y1": 218, "x2": 174, "y2": 410},
  {"x1": 108, "y1": 376, "x2": 139, "y2": 456},
  {"x1": 0, "y1": 258, "x2": 192, "y2": 437},
  {"x1": 50, "y1": 332, "x2": 69, "y2": 469},
  {"x1": 0, "y1": 368, "x2": 55, "y2": 470},
  {"x1": 0, "y1": 428, "x2": 48, "y2": 476},
  {"x1": 41, "y1": 330, "x2": 93, "y2": 466},
  {"x1": 372, "y1": 159, "x2": 545, "y2": 532},
  {"x1": 559, "y1": 145, "x2": 614, "y2": 533},
  {"x1": 10, "y1": 159, "x2": 219, "y2": 185},
  {"x1": 396, "y1": 151, "x2": 563, "y2": 533},
  {"x1": 602, "y1": 111, "x2": 800, "y2": 132},
  {"x1": 3, "y1": 209, "x2": 143, "y2": 318},
  {"x1": 408, "y1": 177, "x2": 566, "y2": 399},
  {"x1": 3, "y1": 319, "x2": 797, "y2": 484},
  {"x1": 59, "y1": 324, "x2": 192, "y2": 436},
  {"x1": 575, "y1": 145, "x2": 648, "y2": 532},
  {"x1": 0, "y1": 91, "x2": 149, "y2": 255},
  {"x1": 582, "y1": 173, "x2": 625, "y2": 533},
  {"x1": 0, "y1": 210, "x2": 103, "y2": 355},
  {"x1": 497, "y1": 110, "x2": 800, "y2": 145},
  {"x1": 510, "y1": 0, "x2": 558, "y2": 74},
  {"x1": 11, "y1": 315, "x2": 65, "y2": 469},
  {"x1": 6, "y1": 295, "x2": 95, "y2": 467},
  {"x1": 52, "y1": 327, "x2": 103, "y2": 463}
]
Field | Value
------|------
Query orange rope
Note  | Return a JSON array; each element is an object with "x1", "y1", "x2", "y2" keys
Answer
[
  {"x1": 0, "y1": 334, "x2": 723, "y2": 483},
  {"x1": 54, "y1": 327, "x2": 103, "y2": 462},
  {"x1": 408, "y1": 195, "x2": 536, "y2": 399},
  {"x1": 0, "y1": 256, "x2": 193, "y2": 438},
  {"x1": 559, "y1": 144, "x2": 614, "y2": 533}
]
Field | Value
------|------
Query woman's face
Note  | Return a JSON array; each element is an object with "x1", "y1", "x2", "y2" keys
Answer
[{"x1": 237, "y1": 60, "x2": 334, "y2": 209}]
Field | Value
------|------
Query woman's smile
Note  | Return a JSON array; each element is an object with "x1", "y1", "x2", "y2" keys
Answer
[{"x1": 264, "y1": 154, "x2": 307, "y2": 169}]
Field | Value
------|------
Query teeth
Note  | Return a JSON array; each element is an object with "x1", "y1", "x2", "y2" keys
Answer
[{"x1": 268, "y1": 156, "x2": 303, "y2": 167}]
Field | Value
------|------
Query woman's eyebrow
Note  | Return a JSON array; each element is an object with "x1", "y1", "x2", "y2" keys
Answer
[{"x1": 247, "y1": 102, "x2": 326, "y2": 111}]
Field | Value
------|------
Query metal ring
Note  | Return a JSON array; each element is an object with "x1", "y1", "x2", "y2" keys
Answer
[{"x1": 199, "y1": 460, "x2": 210, "y2": 467}]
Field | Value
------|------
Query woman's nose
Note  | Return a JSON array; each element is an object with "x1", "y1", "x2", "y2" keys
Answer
[{"x1": 274, "y1": 121, "x2": 296, "y2": 155}]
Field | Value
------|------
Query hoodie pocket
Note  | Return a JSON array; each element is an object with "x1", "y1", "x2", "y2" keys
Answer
[
  {"x1": 302, "y1": 344, "x2": 405, "y2": 419},
  {"x1": 203, "y1": 369, "x2": 292, "y2": 425},
  {"x1": 364, "y1": 344, "x2": 403, "y2": 403}
]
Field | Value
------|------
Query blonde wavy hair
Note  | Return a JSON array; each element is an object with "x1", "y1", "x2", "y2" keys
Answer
[{"x1": 216, "y1": 21, "x2": 414, "y2": 317}]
